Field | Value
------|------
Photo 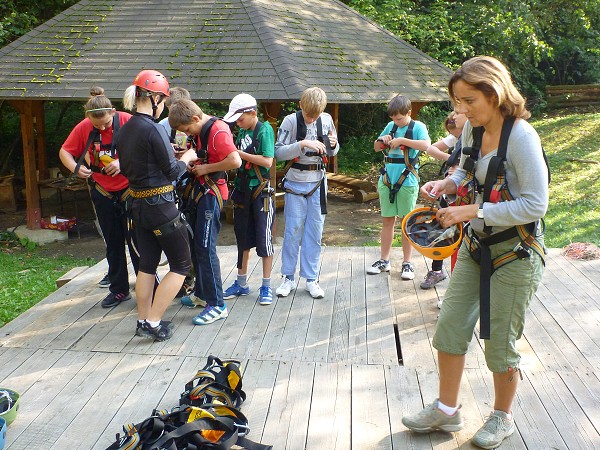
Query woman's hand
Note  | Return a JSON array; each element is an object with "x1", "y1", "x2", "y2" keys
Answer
[
  {"x1": 102, "y1": 159, "x2": 121, "y2": 176},
  {"x1": 437, "y1": 204, "x2": 479, "y2": 227}
]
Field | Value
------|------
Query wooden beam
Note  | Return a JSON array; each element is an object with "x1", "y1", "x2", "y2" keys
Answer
[
  {"x1": 10, "y1": 100, "x2": 41, "y2": 229},
  {"x1": 411, "y1": 102, "x2": 428, "y2": 119},
  {"x1": 326, "y1": 103, "x2": 339, "y2": 174},
  {"x1": 33, "y1": 101, "x2": 48, "y2": 180},
  {"x1": 261, "y1": 102, "x2": 281, "y2": 190}
]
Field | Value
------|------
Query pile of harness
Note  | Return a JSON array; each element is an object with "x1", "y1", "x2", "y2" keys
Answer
[{"x1": 105, "y1": 356, "x2": 271, "y2": 450}]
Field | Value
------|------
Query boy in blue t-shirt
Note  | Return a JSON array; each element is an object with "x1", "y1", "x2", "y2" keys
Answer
[{"x1": 367, "y1": 95, "x2": 430, "y2": 280}]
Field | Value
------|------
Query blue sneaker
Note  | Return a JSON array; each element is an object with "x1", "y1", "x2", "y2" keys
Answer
[
  {"x1": 192, "y1": 304, "x2": 228, "y2": 325},
  {"x1": 180, "y1": 293, "x2": 206, "y2": 308},
  {"x1": 258, "y1": 286, "x2": 273, "y2": 305},
  {"x1": 223, "y1": 280, "x2": 250, "y2": 300}
]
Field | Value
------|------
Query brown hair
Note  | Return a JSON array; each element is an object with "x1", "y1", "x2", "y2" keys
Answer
[
  {"x1": 387, "y1": 95, "x2": 411, "y2": 116},
  {"x1": 168, "y1": 98, "x2": 203, "y2": 129},
  {"x1": 165, "y1": 87, "x2": 191, "y2": 108},
  {"x1": 84, "y1": 87, "x2": 113, "y2": 119},
  {"x1": 448, "y1": 56, "x2": 530, "y2": 120}
]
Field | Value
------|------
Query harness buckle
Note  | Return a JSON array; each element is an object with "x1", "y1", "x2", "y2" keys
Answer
[
  {"x1": 234, "y1": 422, "x2": 250, "y2": 437},
  {"x1": 513, "y1": 242, "x2": 532, "y2": 259}
]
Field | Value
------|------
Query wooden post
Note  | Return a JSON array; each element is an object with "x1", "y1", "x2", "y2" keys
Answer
[
  {"x1": 261, "y1": 102, "x2": 281, "y2": 191},
  {"x1": 10, "y1": 100, "x2": 41, "y2": 229},
  {"x1": 33, "y1": 101, "x2": 49, "y2": 180},
  {"x1": 326, "y1": 103, "x2": 339, "y2": 173},
  {"x1": 411, "y1": 102, "x2": 427, "y2": 119}
]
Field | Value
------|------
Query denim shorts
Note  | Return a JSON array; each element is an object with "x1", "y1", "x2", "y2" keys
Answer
[
  {"x1": 377, "y1": 178, "x2": 418, "y2": 218},
  {"x1": 432, "y1": 235, "x2": 544, "y2": 373}
]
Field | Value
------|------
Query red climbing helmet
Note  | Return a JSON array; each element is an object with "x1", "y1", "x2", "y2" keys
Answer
[{"x1": 133, "y1": 70, "x2": 170, "y2": 96}]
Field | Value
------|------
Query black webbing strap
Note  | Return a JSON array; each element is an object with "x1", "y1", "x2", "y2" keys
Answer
[
  {"x1": 481, "y1": 117, "x2": 515, "y2": 234},
  {"x1": 73, "y1": 112, "x2": 120, "y2": 176},
  {"x1": 291, "y1": 162, "x2": 324, "y2": 171},
  {"x1": 290, "y1": 111, "x2": 328, "y2": 214},
  {"x1": 380, "y1": 120, "x2": 416, "y2": 203}
]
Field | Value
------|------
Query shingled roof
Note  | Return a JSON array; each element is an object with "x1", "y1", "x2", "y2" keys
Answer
[{"x1": 0, "y1": 0, "x2": 452, "y2": 104}]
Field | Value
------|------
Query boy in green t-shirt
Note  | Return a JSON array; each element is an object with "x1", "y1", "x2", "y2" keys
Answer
[{"x1": 223, "y1": 94, "x2": 276, "y2": 305}]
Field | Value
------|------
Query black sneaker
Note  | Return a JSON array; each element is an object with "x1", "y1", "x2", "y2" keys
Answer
[
  {"x1": 137, "y1": 321, "x2": 174, "y2": 341},
  {"x1": 101, "y1": 292, "x2": 131, "y2": 308},
  {"x1": 135, "y1": 320, "x2": 174, "y2": 336},
  {"x1": 98, "y1": 274, "x2": 110, "y2": 288}
]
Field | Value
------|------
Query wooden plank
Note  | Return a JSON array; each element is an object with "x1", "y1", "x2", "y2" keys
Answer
[
  {"x1": 49, "y1": 353, "x2": 154, "y2": 449},
  {"x1": 513, "y1": 371, "x2": 570, "y2": 449},
  {"x1": 351, "y1": 364, "x2": 392, "y2": 449},
  {"x1": 558, "y1": 370, "x2": 600, "y2": 433},
  {"x1": 364, "y1": 247, "x2": 397, "y2": 365},
  {"x1": 261, "y1": 361, "x2": 315, "y2": 449},
  {"x1": 347, "y1": 247, "x2": 368, "y2": 364},
  {"x1": 306, "y1": 362, "x2": 351, "y2": 450},
  {"x1": 55, "y1": 266, "x2": 90, "y2": 288},
  {"x1": 328, "y1": 247, "x2": 352, "y2": 362},
  {"x1": 527, "y1": 370, "x2": 600, "y2": 449},
  {"x1": 385, "y1": 365, "x2": 433, "y2": 450},
  {"x1": 95, "y1": 355, "x2": 188, "y2": 448},
  {"x1": 390, "y1": 251, "x2": 437, "y2": 370},
  {"x1": 302, "y1": 246, "x2": 340, "y2": 362},
  {"x1": 7, "y1": 352, "x2": 118, "y2": 450},
  {"x1": 231, "y1": 249, "x2": 284, "y2": 360}
]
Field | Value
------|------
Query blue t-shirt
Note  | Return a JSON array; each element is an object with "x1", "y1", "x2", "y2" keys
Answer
[{"x1": 378, "y1": 120, "x2": 429, "y2": 186}]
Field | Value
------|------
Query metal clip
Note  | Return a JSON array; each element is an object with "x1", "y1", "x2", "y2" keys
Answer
[{"x1": 513, "y1": 242, "x2": 532, "y2": 259}]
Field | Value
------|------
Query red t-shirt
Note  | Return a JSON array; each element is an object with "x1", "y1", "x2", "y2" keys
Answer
[
  {"x1": 193, "y1": 118, "x2": 237, "y2": 200},
  {"x1": 62, "y1": 112, "x2": 132, "y2": 192}
]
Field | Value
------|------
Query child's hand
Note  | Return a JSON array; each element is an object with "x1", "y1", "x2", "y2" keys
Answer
[
  {"x1": 328, "y1": 130, "x2": 337, "y2": 148},
  {"x1": 302, "y1": 139, "x2": 326, "y2": 154}
]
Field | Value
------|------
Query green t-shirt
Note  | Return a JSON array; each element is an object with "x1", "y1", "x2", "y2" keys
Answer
[{"x1": 234, "y1": 121, "x2": 275, "y2": 190}]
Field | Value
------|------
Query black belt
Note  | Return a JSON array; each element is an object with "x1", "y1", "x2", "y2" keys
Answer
[
  {"x1": 384, "y1": 156, "x2": 406, "y2": 164},
  {"x1": 291, "y1": 162, "x2": 324, "y2": 171}
]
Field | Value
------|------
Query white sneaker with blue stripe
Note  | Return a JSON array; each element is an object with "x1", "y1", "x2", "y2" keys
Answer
[{"x1": 192, "y1": 304, "x2": 228, "y2": 325}]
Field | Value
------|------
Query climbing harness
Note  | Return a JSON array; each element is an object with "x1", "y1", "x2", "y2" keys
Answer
[
  {"x1": 455, "y1": 117, "x2": 549, "y2": 339},
  {"x1": 379, "y1": 120, "x2": 419, "y2": 204},
  {"x1": 105, "y1": 356, "x2": 271, "y2": 450},
  {"x1": 280, "y1": 111, "x2": 332, "y2": 214}
]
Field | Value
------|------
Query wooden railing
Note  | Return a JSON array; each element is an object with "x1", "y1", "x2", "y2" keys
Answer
[{"x1": 546, "y1": 84, "x2": 600, "y2": 108}]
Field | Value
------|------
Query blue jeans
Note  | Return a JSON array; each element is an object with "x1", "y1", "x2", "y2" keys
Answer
[
  {"x1": 192, "y1": 193, "x2": 224, "y2": 307},
  {"x1": 280, "y1": 179, "x2": 325, "y2": 280}
]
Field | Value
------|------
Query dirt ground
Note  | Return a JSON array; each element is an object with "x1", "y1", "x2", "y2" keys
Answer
[{"x1": 0, "y1": 185, "x2": 383, "y2": 261}]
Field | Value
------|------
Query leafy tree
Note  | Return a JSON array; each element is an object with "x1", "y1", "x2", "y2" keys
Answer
[{"x1": 0, "y1": 0, "x2": 78, "y2": 47}]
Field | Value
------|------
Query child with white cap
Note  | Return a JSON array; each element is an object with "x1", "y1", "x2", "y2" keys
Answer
[{"x1": 222, "y1": 93, "x2": 276, "y2": 305}]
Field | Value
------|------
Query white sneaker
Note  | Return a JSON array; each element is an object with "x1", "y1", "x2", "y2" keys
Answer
[
  {"x1": 367, "y1": 259, "x2": 391, "y2": 275},
  {"x1": 305, "y1": 280, "x2": 325, "y2": 299},
  {"x1": 401, "y1": 262, "x2": 415, "y2": 280},
  {"x1": 276, "y1": 277, "x2": 295, "y2": 297}
]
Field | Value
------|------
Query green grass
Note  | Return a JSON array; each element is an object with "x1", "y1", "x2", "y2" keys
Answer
[
  {"x1": 531, "y1": 111, "x2": 600, "y2": 247},
  {"x1": 0, "y1": 232, "x2": 94, "y2": 327}
]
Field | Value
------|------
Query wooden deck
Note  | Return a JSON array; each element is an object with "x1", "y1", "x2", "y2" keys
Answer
[{"x1": 1, "y1": 246, "x2": 599, "y2": 449}]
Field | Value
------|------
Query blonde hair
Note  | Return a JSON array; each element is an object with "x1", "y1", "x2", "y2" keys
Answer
[
  {"x1": 165, "y1": 87, "x2": 191, "y2": 108},
  {"x1": 168, "y1": 98, "x2": 203, "y2": 129},
  {"x1": 300, "y1": 87, "x2": 327, "y2": 117},
  {"x1": 387, "y1": 94, "x2": 411, "y2": 116},
  {"x1": 448, "y1": 56, "x2": 530, "y2": 120},
  {"x1": 84, "y1": 87, "x2": 113, "y2": 119},
  {"x1": 122, "y1": 85, "x2": 137, "y2": 111}
]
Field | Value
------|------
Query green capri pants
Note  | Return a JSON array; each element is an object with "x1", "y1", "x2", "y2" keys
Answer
[{"x1": 432, "y1": 234, "x2": 545, "y2": 373}]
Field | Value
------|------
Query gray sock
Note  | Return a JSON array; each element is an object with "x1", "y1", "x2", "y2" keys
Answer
[
  {"x1": 237, "y1": 274, "x2": 248, "y2": 287},
  {"x1": 262, "y1": 278, "x2": 271, "y2": 287}
]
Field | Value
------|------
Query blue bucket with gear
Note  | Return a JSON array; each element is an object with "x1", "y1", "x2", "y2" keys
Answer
[
  {"x1": 0, "y1": 389, "x2": 19, "y2": 426},
  {"x1": 0, "y1": 416, "x2": 6, "y2": 449}
]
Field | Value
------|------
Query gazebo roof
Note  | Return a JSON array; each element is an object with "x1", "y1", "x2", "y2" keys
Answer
[{"x1": 0, "y1": 0, "x2": 452, "y2": 104}]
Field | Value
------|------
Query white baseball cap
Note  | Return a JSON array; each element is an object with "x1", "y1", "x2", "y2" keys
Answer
[{"x1": 223, "y1": 93, "x2": 257, "y2": 123}]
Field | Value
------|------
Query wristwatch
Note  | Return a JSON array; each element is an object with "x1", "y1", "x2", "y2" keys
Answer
[{"x1": 477, "y1": 203, "x2": 484, "y2": 219}]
